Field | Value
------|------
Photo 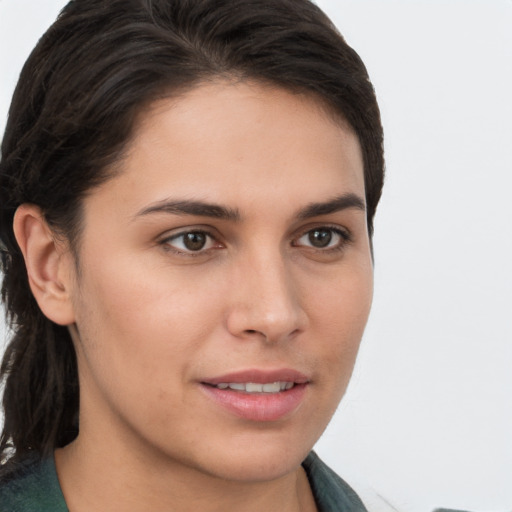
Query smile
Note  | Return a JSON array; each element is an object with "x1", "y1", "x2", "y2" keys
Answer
[
  {"x1": 201, "y1": 370, "x2": 309, "y2": 421},
  {"x1": 212, "y1": 382, "x2": 295, "y2": 393}
]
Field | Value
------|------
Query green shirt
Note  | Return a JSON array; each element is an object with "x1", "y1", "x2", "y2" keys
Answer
[
  {"x1": 0, "y1": 451, "x2": 367, "y2": 512},
  {"x1": 0, "y1": 456, "x2": 67, "y2": 512}
]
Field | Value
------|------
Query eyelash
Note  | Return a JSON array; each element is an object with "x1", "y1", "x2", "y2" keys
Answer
[
  {"x1": 159, "y1": 225, "x2": 352, "y2": 256},
  {"x1": 159, "y1": 229, "x2": 221, "y2": 257},
  {"x1": 293, "y1": 225, "x2": 352, "y2": 253}
]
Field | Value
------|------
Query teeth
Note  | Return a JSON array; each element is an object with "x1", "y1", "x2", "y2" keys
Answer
[
  {"x1": 262, "y1": 382, "x2": 281, "y2": 393},
  {"x1": 246, "y1": 383, "x2": 264, "y2": 392},
  {"x1": 228, "y1": 383, "x2": 245, "y2": 391},
  {"x1": 214, "y1": 381, "x2": 295, "y2": 393}
]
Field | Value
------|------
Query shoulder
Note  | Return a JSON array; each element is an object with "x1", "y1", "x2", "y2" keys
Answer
[
  {"x1": 303, "y1": 451, "x2": 368, "y2": 512},
  {"x1": 0, "y1": 455, "x2": 67, "y2": 512}
]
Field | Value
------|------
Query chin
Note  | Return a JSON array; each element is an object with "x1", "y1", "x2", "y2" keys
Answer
[
  {"x1": 178, "y1": 430, "x2": 316, "y2": 483},
  {"x1": 204, "y1": 449, "x2": 309, "y2": 483}
]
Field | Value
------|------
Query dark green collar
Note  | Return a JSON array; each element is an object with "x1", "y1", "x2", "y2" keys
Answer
[
  {"x1": 0, "y1": 455, "x2": 68, "y2": 511},
  {"x1": 303, "y1": 451, "x2": 367, "y2": 512}
]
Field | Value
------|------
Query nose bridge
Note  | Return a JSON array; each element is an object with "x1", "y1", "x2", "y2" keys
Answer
[{"x1": 227, "y1": 242, "x2": 305, "y2": 342}]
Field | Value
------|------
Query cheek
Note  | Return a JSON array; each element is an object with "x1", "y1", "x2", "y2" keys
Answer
[
  {"x1": 71, "y1": 256, "x2": 224, "y2": 396},
  {"x1": 78, "y1": 249, "x2": 221, "y2": 332},
  {"x1": 306, "y1": 262, "x2": 373, "y2": 383},
  {"x1": 309, "y1": 259, "x2": 373, "y2": 333},
  {"x1": 295, "y1": 267, "x2": 372, "y2": 443}
]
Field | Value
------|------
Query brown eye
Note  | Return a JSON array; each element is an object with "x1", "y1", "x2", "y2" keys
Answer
[
  {"x1": 295, "y1": 227, "x2": 349, "y2": 251},
  {"x1": 308, "y1": 228, "x2": 332, "y2": 248},
  {"x1": 163, "y1": 230, "x2": 218, "y2": 253},
  {"x1": 183, "y1": 232, "x2": 207, "y2": 251}
]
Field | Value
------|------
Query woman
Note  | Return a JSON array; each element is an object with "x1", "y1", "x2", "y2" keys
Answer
[{"x1": 0, "y1": 0, "x2": 384, "y2": 510}]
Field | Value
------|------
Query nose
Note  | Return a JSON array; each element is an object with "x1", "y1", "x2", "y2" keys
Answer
[{"x1": 225, "y1": 248, "x2": 308, "y2": 344}]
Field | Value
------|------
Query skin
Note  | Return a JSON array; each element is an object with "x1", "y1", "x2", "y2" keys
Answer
[{"x1": 15, "y1": 81, "x2": 373, "y2": 511}]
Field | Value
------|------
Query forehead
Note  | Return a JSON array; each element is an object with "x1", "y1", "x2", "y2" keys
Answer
[{"x1": 93, "y1": 81, "x2": 365, "y2": 217}]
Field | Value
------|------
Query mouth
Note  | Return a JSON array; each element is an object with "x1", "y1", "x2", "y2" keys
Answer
[
  {"x1": 200, "y1": 369, "x2": 310, "y2": 422},
  {"x1": 205, "y1": 381, "x2": 296, "y2": 393}
]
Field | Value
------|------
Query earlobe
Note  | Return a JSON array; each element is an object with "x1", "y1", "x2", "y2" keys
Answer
[{"x1": 13, "y1": 204, "x2": 76, "y2": 326}]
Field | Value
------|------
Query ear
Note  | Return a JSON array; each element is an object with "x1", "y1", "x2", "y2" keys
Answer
[{"x1": 13, "y1": 204, "x2": 76, "y2": 326}]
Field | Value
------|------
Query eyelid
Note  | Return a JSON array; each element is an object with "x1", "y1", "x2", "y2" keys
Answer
[
  {"x1": 156, "y1": 223, "x2": 352, "y2": 257},
  {"x1": 158, "y1": 226, "x2": 223, "y2": 255},
  {"x1": 292, "y1": 224, "x2": 352, "y2": 250}
]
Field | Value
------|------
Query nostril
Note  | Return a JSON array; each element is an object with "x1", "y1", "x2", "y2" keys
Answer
[{"x1": 244, "y1": 329, "x2": 268, "y2": 340}]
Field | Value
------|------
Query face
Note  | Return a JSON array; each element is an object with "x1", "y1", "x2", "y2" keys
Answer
[{"x1": 65, "y1": 81, "x2": 373, "y2": 482}]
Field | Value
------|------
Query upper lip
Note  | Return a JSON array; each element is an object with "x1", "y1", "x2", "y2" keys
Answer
[{"x1": 202, "y1": 368, "x2": 310, "y2": 385}]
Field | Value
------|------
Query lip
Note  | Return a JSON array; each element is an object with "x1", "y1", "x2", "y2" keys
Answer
[
  {"x1": 200, "y1": 368, "x2": 310, "y2": 422},
  {"x1": 203, "y1": 368, "x2": 310, "y2": 386}
]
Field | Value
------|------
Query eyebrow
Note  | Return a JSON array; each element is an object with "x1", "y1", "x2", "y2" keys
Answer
[
  {"x1": 296, "y1": 193, "x2": 366, "y2": 219},
  {"x1": 135, "y1": 193, "x2": 365, "y2": 222},
  {"x1": 136, "y1": 199, "x2": 241, "y2": 221}
]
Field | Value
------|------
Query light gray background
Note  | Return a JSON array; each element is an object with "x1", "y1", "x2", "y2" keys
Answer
[{"x1": 1, "y1": 1, "x2": 511, "y2": 511}]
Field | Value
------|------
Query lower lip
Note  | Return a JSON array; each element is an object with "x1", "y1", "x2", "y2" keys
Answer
[{"x1": 201, "y1": 384, "x2": 307, "y2": 422}]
